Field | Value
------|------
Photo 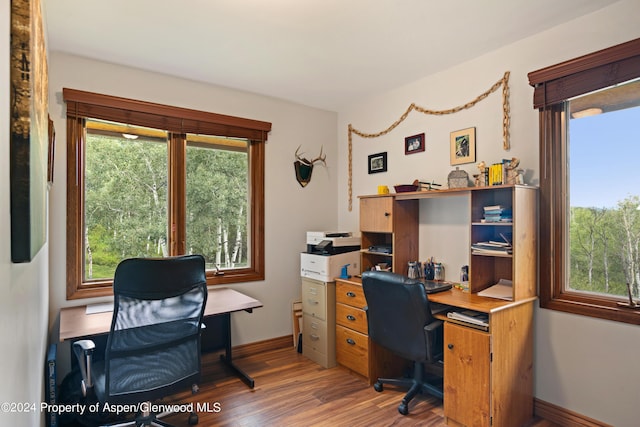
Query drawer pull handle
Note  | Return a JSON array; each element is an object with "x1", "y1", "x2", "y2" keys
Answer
[
  {"x1": 310, "y1": 334, "x2": 320, "y2": 341},
  {"x1": 448, "y1": 343, "x2": 454, "y2": 350},
  {"x1": 346, "y1": 292, "x2": 356, "y2": 298},
  {"x1": 307, "y1": 299, "x2": 319, "y2": 305},
  {"x1": 346, "y1": 338, "x2": 356, "y2": 345},
  {"x1": 384, "y1": 212, "x2": 390, "y2": 217},
  {"x1": 346, "y1": 314, "x2": 356, "y2": 321}
]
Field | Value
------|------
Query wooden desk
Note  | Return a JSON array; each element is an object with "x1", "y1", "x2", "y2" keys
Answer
[
  {"x1": 336, "y1": 277, "x2": 535, "y2": 427},
  {"x1": 59, "y1": 287, "x2": 263, "y2": 388}
]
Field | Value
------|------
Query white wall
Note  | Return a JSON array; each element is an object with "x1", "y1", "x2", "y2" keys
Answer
[
  {"x1": 47, "y1": 53, "x2": 339, "y2": 376},
  {"x1": 0, "y1": 0, "x2": 50, "y2": 426},
  {"x1": 337, "y1": 1, "x2": 640, "y2": 426}
]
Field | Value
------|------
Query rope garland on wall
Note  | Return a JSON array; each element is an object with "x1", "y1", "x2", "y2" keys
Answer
[{"x1": 347, "y1": 71, "x2": 510, "y2": 211}]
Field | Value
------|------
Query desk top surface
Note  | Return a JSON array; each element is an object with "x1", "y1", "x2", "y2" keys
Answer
[
  {"x1": 59, "y1": 287, "x2": 263, "y2": 342},
  {"x1": 336, "y1": 276, "x2": 536, "y2": 313}
]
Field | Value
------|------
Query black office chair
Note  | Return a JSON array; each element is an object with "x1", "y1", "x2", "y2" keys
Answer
[
  {"x1": 73, "y1": 255, "x2": 208, "y2": 426},
  {"x1": 362, "y1": 270, "x2": 444, "y2": 416}
]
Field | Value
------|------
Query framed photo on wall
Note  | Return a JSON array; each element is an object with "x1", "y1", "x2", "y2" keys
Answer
[
  {"x1": 405, "y1": 133, "x2": 425, "y2": 155},
  {"x1": 368, "y1": 152, "x2": 387, "y2": 174},
  {"x1": 450, "y1": 127, "x2": 476, "y2": 165}
]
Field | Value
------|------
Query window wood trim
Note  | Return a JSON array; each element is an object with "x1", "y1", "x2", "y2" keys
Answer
[
  {"x1": 531, "y1": 39, "x2": 640, "y2": 325},
  {"x1": 528, "y1": 38, "x2": 640, "y2": 109},
  {"x1": 63, "y1": 88, "x2": 272, "y2": 142},
  {"x1": 65, "y1": 90, "x2": 269, "y2": 300}
]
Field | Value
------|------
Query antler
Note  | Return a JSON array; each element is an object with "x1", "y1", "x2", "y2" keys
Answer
[{"x1": 295, "y1": 145, "x2": 326, "y2": 166}]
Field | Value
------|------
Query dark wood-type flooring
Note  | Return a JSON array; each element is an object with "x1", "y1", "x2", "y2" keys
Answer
[{"x1": 155, "y1": 347, "x2": 559, "y2": 427}]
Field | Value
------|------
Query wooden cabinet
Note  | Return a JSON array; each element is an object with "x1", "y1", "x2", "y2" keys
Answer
[
  {"x1": 444, "y1": 322, "x2": 491, "y2": 426},
  {"x1": 335, "y1": 278, "x2": 408, "y2": 383},
  {"x1": 301, "y1": 278, "x2": 336, "y2": 368},
  {"x1": 437, "y1": 296, "x2": 535, "y2": 427},
  {"x1": 359, "y1": 195, "x2": 418, "y2": 275},
  {"x1": 335, "y1": 279, "x2": 369, "y2": 377}
]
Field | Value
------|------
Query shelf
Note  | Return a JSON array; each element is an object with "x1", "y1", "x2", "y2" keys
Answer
[
  {"x1": 361, "y1": 250, "x2": 393, "y2": 256},
  {"x1": 471, "y1": 252, "x2": 512, "y2": 258}
]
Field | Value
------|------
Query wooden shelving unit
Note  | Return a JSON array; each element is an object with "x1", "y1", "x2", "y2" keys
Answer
[
  {"x1": 356, "y1": 185, "x2": 538, "y2": 426},
  {"x1": 358, "y1": 195, "x2": 418, "y2": 276}
]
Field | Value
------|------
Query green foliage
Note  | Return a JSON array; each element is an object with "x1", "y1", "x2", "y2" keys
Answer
[
  {"x1": 570, "y1": 195, "x2": 640, "y2": 298},
  {"x1": 83, "y1": 132, "x2": 248, "y2": 280},
  {"x1": 185, "y1": 145, "x2": 248, "y2": 267}
]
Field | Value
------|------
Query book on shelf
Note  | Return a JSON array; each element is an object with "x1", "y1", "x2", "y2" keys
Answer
[
  {"x1": 481, "y1": 205, "x2": 512, "y2": 223},
  {"x1": 471, "y1": 240, "x2": 512, "y2": 255},
  {"x1": 480, "y1": 217, "x2": 512, "y2": 223},
  {"x1": 471, "y1": 242, "x2": 511, "y2": 250},
  {"x1": 488, "y1": 240, "x2": 510, "y2": 247},
  {"x1": 472, "y1": 248, "x2": 512, "y2": 256},
  {"x1": 447, "y1": 310, "x2": 489, "y2": 328},
  {"x1": 499, "y1": 232, "x2": 512, "y2": 245}
]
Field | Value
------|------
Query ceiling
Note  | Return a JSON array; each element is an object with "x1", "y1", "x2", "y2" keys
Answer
[{"x1": 43, "y1": 0, "x2": 620, "y2": 112}]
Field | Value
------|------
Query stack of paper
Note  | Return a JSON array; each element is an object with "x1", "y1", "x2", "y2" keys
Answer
[
  {"x1": 472, "y1": 232, "x2": 512, "y2": 255},
  {"x1": 477, "y1": 279, "x2": 513, "y2": 301},
  {"x1": 447, "y1": 310, "x2": 489, "y2": 327}
]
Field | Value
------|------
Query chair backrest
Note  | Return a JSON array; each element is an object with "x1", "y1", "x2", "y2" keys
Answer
[
  {"x1": 104, "y1": 255, "x2": 207, "y2": 404},
  {"x1": 362, "y1": 270, "x2": 439, "y2": 363}
]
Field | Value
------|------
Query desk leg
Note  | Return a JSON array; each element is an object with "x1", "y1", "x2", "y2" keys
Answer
[{"x1": 218, "y1": 313, "x2": 255, "y2": 389}]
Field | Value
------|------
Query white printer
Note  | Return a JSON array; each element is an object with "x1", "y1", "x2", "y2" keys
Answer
[{"x1": 301, "y1": 231, "x2": 360, "y2": 282}]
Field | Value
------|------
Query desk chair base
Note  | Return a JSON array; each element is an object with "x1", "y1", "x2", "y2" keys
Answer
[
  {"x1": 374, "y1": 361, "x2": 443, "y2": 415},
  {"x1": 130, "y1": 403, "x2": 199, "y2": 427}
]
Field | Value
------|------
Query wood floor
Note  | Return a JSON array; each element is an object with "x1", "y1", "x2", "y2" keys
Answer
[{"x1": 157, "y1": 347, "x2": 559, "y2": 427}]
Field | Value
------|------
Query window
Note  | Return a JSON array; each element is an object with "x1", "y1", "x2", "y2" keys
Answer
[
  {"x1": 528, "y1": 38, "x2": 640, "y2": 325},
  {"x1": 64, "y1": 89, "x2": 271, "y2": 299}
]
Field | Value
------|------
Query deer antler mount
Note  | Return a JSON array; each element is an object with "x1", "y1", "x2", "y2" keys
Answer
[{"x1": 294, "y1": 145, "x2": 326, "y2": 187}]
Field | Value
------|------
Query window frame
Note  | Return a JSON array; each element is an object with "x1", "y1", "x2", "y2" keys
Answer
[
  {"x1": 528, "y1": 38, "x2": 640, "y2": 325},
  {"x1": 64, "y1": 89, "x2": 271, "y2": 300}
]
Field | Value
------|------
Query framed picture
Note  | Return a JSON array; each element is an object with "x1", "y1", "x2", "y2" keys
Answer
[
  {"x1": 368, "y1": 152, "x2": 387, "y2": 174},
  {"x1": 405, "y1": 133, "x2": 425, "y2": 155},
  {"x1": 10, "y1": 0, "x2": 49, "y2": 262},
  {"x1": 48, "y1": 115, "x2": 55, "y2": 184},
  {"x1": 450, "y1": 127, "x2": 476, "y2": 165}
]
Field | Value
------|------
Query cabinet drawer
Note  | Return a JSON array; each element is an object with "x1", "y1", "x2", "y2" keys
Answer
[
  {"x1": 360, "y1": 197, "x2": 393, "y2": 232},
  {"x1": 336, "y1": 302, "x2": 368, "y2": 334},
  {"x1": 301, "y1": 278, "x2": 327, "y2": 320},
  {"x1": 336, "y1": 325, "x2": 369, "y2": 377},
  {"x1": 302, "y1": 314, "x2": 329, "y2": 355},
  {"x1": 336, "y1": 280, "x2": 366, "y2": 308}
]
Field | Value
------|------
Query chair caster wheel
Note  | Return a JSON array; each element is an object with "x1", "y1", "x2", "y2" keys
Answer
[
  {"x1": 373, "y1": 382, "x2": 383, "y2": 392},
  {"x1": 398, "y1": 403, "x2": 409, "y2": 416},
  {"x1": 188, "y1": 412, "x2": 199, "y2": 425}
]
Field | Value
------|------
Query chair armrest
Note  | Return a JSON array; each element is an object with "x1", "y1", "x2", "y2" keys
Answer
[
  {"x1": 423, "y1": 319, "x2": 444, "y2": 363},
  {"x1": 73, "y1": 340, "x2": 96, "y2": 397},
  {"x1": 423, "y1": 319, "x2": 443, "y2": 333}
]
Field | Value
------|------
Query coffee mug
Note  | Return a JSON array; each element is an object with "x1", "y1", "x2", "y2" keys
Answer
[{"x1": 377, "y1": 185, "x2": 390, "y2": 195}]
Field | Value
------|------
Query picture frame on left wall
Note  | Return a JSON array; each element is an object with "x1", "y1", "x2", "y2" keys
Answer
[
  {"x1": 10, "y1": 0, "x2": 49, "y2": 263},
  {"x1": 368, "y1": 152, "x2": 387, "y2": 174}
]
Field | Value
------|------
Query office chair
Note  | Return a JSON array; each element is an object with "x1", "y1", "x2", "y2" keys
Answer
[
  {"x1": 73, "y1": 255, "x2": 208, "y2": 426},
  {"x1": 362, "y1": 270, "x2": 444, "y2": 416}
]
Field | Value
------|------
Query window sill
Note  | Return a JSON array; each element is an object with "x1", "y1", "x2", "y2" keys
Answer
[
  {"x1": 541, "y1": 291, "x2": 640, "y2": 325},
  {"x1": 67, "y1": 269, "x2": 264, "y2": 300}
]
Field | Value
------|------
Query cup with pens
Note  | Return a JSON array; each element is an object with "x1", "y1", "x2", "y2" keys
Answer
[{"x1": 424, "y1": 258, "x2": 435, "y2": 280}]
